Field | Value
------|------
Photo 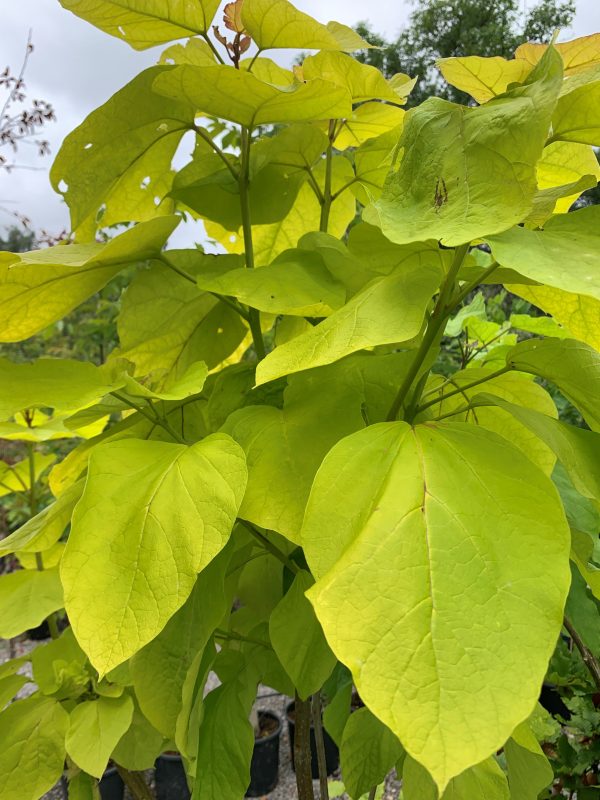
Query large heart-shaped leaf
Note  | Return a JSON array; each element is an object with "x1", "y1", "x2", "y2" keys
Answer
[
  {"x1": 302, "y1": 422, "x2": 570, "y2": 790},
  {"x1": 61, "y1": 435, "x2": 247, "y2": 675}
]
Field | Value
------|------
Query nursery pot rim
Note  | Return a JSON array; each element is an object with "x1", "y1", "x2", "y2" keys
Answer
[
  {"x1": 254, "y1": 709, "x2": 282, "y2": 743},
  {"x1": 156, "y1": 752, "x2": 184, "y2": 763}
]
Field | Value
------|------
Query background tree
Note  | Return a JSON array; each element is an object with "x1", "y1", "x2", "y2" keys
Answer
[{"x1": 355, "y1": 0, "x2": 576, "y2": 105}]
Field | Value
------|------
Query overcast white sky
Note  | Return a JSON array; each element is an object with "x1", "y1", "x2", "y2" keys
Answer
[{"x1": 1, "y1": 0, "x2": 599, "y2": 243}]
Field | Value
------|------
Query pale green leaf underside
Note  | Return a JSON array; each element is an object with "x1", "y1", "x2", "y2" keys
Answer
[
  {"x1": 0, "y1": 480, "x2": 83, "y2": 557},
  {"x1": 403, "y1": 755, "x2": 510, "y2": 799},
  {"x1": 364, "y1": 48, "x2": 563, "y2": 245},
  {"x1": 153, "y1": 65, "x2": 352, "y2": 129},
  {"x1": 61, "y1": 435, "x2": 247, "y2": 675},
  {"x1": 131, "y1": 551, "x2": 231, "y2": 737},
  {"x1": 0, "y1": 217, "x2": 178, "y2": 342},
  {"x1": 196, "y1": 253, "x2": 346, "y2": 317},
  {"x1": 242, "y1": 0, "x2": 371, "y2": 52},
  {"x1": 303, "y1": 422, "x2": 570, "y2": 790},
  {"x1": 256, "y1": 262, "x2": 442, "y2": 385},
  {"x1": 340, "y1": 707, "x2": 403, "y2": 800},
  {"x1": 0, "y1": 695, "x2": 68, "y2": 800},
  {"x1": 0, "y1": 570, "x2": 64, "y2": 639},
  {"x1": 0, "y1": 358, "x2": 116, "y2": 420},
  {"x1": 507, "y1": 337, "x2": 600, "y2": 431},
  {"x1": 66, "y1": 694, "x2": 134, "y2": 778},
  {"x1": 51, "y1": 68, "x2": 194, "y2": 236},
  {"x1": 59, "y1": 0, "x2": 221, "y2": 48},
  {"x1": 487, "y1": 205, "x2": 600, "y2": 302},
  {"x1": 269, "y1": 570, "x2": 336, "y2": 699}
]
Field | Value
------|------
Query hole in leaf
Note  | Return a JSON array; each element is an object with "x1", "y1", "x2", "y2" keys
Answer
[
  {"x1": 58, "y1": 179, "x2": 68, "y2": 193},
  {"x1": 154, "y1": 196, "x2": 161, "y2": 206},
  {"x1": 140, "y1": 176, "x2": 151, "y2": 189},
  {"x1": 118, "y1": 25, "x2": 127, "y2": 37},
  {"x1": 84, "y1": 143, "x2": 93, "y2": 150}
]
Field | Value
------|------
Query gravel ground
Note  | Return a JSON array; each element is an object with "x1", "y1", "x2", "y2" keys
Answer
[{"x1": 1, "y1": 637, "x2": 401, "y2": 800}]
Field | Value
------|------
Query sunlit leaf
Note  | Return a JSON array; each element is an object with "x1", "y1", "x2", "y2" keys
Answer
[
  {"x1": 61, "y1": 435, "x2": 247, "y2": 675},
  {"x1": 59, "y1": 0, "x2": 222, "y2": 49},
  {"x1": 303, "y1": 422, "x2": 570, "y2": 790}
]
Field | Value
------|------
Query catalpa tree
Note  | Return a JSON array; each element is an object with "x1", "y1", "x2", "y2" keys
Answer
[{"x1": 0, "y1": 1, "x2": 600, "y2": 799}]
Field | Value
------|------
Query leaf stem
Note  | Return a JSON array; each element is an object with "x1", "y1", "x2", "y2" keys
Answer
[
  {"x1": 237, "y1": 519, "x2": 300, "y2": 574},
  {"x1": 239, "y1": 126, "x2": 266, "y2": 360},
  {"x1": 563, "y1": 616, "x2": 600, "y2": 691},
  {"x1": 386, "y1": 243, "x2": 470, "y2": 421},
  {"x1": 27, "y1": 441, "x2": 37, "y2": 519},
  {"x1": 194, "y1": 124, "x2": 239, "y2": 180},
  {"x1": 201, "y1": 31, "x2": 226, "y2": 64},
  {"x1": 455, "y1": 260, "x2": 499, "y2": 306},
  {"x1": 312, "y1": 692, "x2": 329, "y2": 800},
  {"x1": 368, "y1": 787, "x2": 377, "y2": 800},
  {"x1": 319, "y1": 121, "x2": 336, "y2": 233},
  {"x1": 160, "y1": 255, "x2": 250, "y2": 322},
  {"x1": 414, "y1": 365, "x2": 511, "y2": 416},
  {"x1": 214, "y1": 628, "x2": 271, "y2": 649},
  {"x1": 111, "y1": 392, "x2": 186, "y2": 444}
]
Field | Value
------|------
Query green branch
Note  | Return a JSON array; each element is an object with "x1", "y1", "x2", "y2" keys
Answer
[
  {"x1": 238, "y1": 519, "x2": 300, "y2": 574},
  {"x1": 239, "y1": 126, "x2": 266, "y2": 360},
  {"x1": 111, "y1": 392, "x2": 186, "y2": 445},
  {"x1": 415, "y1": 365, "x2": 511, "y2": 416},
  {"x1": 564, "y1": 616, "x2": 600, "y2": 691},
  {"x1": 386, "y1": 243, "x2": 471, "y2": 421}
]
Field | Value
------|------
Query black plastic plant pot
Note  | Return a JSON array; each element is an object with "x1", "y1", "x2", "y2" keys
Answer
[
  {"x1": 27, "y1": 620, "x2": 51, "y2": 640},
  {"x1": 286, "y1": 701, "x2": 339, "y2": 779},
  {"x1": 246, "y1": 710, "x2": 282, "y2": 797},
  {"x1": 155, "y1": 753, "x2": 191, "y2": 800},
  {"x1": 99, "y1": 767, "x2": 124, "y2": 800},
  {"x1": 539, "y1": 682, "x2": 572, "y2": 721}
]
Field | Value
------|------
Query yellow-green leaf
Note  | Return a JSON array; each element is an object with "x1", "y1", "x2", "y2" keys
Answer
[
  {"x1": 196, "y1": 251, "x2": 346, "y2": 317},
  {"x1": 59, "y1": 0, "x2": 221, "y2": 48},
  {"x1": 403, "y1": 755, "x2": 510, "y2": 799},
  {"x1": 256, "y1": 261, "x2": 442, "y2": 385},
  {"x1": 0, "y1": 695, "x2": 68, "y2": 800},
  {"x1": 302, "y1": 51, "x2": 405, "y2": 104},
  {"x1": 515, "y1": 33, "x2": 600, "y2": 76},
  {"x1": 51, "y1": 69, "x2": 194, "y2": 237},
  {"x1": 551, "y1": 64, "x2": 600, "y2": 145},
  {"x1": 241, "y1": 0, "x2": 371, "y2": 52},
  {"x1": 115, "y1": 257, "x2": 247, "y2": 386},
  {"x1": 61, "y1": 435, "x2": 247, "y2": 675},
  {"x1": 364, "y1": 48, "x2": 563, "y2": 246},
  {"x1": 0, "y1": 569, "x2": 64, "y2": 639},
  {"x1": 535, "y1": 141, "x2": 600, "y2": 214},
  {"x1": 66, "y1": 694, "x2": 134, "y2": 778},
  {"x1": 504, "y1": 721, "x2": 554, "y2": 799},
  {"x1": 0, "y1": 358, "x2": 117, "y2": 420},
  {"x1": 153, "y1": 65, "x2": 352, "y2": 129},
  {"x1": 416, "y1": 370, "x2": 558, "y2": 475},
  {"x1": 0, "y1": 217, "x2": 179, "y2": 341},
  {"x1": 269, "y1": 570, "x2": 336, "y2": 699},
  {"x1": 487, "y1": 206, "x2": 600, "y2": 302},
  {"x1": 0, "y1": 480, "x2": 84, "y2": 558},
  {"x1": 303, "y1": 422, "x2": 570, "y2": 790},
  {"x1": 506, "y1": 283, "x2": 600, "y2": 352},
  {"x1": 438, "y1": 55, "x2": 532, "y2": 103},
  {"x1": 507, "y1": 337, "x2": 600, "y2": 431}
]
